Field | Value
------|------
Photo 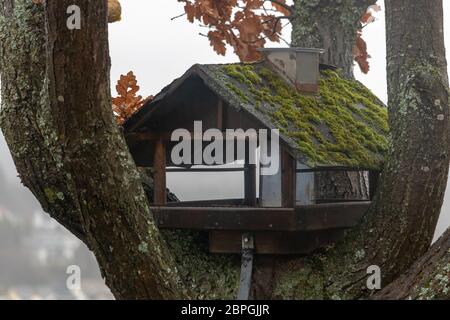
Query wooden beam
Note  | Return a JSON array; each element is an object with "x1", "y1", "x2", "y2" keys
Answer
[
  {"x1": 244, "y1": 164, "x2": 257, "y2": 206},
  {"x1": 127, "y1": 132, "x2": 168, "y2": 142},
  {"x1": 152, "y1": 207, "x2": 295, "y2": 231},
  {"x1": 209, "y1": 229, "x2": 346, "y2": 254},
  {"x1": 244, "y1": 142, "x2": 257, "y2": 206},
  {"x1": 165, "y1": 198, "x2": 246, "y2": 207},
  {"x1": 166, "y1": 167, "x2": 245, "y2": 173},
  {"x1": 217, "y1": 99, "x2": 223, "y2": 130},
  {"x1": 126, "y1": 131, "x2": 259, "y2": 142},
  {"x1": 149, "y1": 201, "x2": 370, "y2": 231},
  {"x1": 369, "y1": 170, "x2": 380, "y2": 200},
  {"x1": 296, "y1": 167, "x2": 376, "y2": 173},
  {"x1": 281, "y1": 149, "x2": 296, "y2": 207},
  {"x1": 153, "y1": 138, "x2": 167, "y2": 205},
  {"x1": 295, "y1": 201, "x2": 370, "y2": 231}
]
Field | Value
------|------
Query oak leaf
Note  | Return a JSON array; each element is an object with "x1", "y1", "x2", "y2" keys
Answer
[
  {"x1": 179, "y1": 0, "x2": 286, "y2": 62},
  {"x1": 112, "y1": 72, "x2": 153, "y2": 125}
]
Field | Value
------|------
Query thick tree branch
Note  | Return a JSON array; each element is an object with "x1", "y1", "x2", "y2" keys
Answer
[
  {"x1": 375, "y1": 228, "x2": 450, "y2": 299},
  {"x1": 0, "y1": 0, "x2": 87, "y2": 241},
  {"x1": 323, "y1": 0, "x2": 449, "y2": 297},
  {"x1": 1, "y1": 0, "x2": 190, "y2": 299},
  {"x1": 42, "y1": 0, "x2": 189, "y2": 299}
]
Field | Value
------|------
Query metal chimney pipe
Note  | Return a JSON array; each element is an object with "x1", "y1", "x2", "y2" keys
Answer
[{"x1": 258, "y1": 47, "x2": 324, "y2": 93}]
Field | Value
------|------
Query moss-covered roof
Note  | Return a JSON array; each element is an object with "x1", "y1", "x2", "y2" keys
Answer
[{"x1": 125, "y1": 62, "x2": 389, "y2": 170}]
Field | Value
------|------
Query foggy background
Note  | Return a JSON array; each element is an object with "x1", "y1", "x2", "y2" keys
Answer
[{"x1": 0, "y1": 0, "x2": 449, "y2": 299}]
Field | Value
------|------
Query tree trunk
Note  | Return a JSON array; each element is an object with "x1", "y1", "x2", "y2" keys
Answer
[
  {"x1": 0, "y1": 0, "x2": 188, "y2": 299},
  {"x1": 290, "y1": 0, "x2": 377, "y2": 202},
  {"x1": 267, "y1": 0, "x2": 449, "y2": 300},
  {"x1": 291, "y1": 0, "x2": 377, "y2": 78},
  {"x1": 372, "y1": 0, "x2": 449, "y2": 282},
  {"x1": 314, "y1": 171, "x2": 369, "y2": 202},
  {"x1": 0, "y1": 0, "x2": 87, "y2": 240},
  {"x1": 375, "y1": 227, "x2": 450, "y2": 299},
  {"x1": 317, "y1": 0, "x2": 450, "y2": 298}
]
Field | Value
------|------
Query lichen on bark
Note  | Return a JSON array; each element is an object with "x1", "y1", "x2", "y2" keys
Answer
[{"x1": 291, "y1": 0, "x2": 377, "y2": 78}]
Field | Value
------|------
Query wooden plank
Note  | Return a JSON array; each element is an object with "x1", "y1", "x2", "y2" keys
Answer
[
  {"x1": 127, "y1": 130, "x2": 258, "y2": 142},
  {"x1": 244, "y1": 142, "x2": 257, "y2": 206},
  {"x1": 151, "y1": 206, "x2": 296, "y2": 231},
  {"x1": 166, "y1": 167, "x2": 245, "y2": 173},
  {"x1": 296, "y1": 167, "x2": 373, "y2": 173},
  {"x1": 369, "y1": 170, "x2": 380, "y2": 200},
  {"x1": 209, "y1": 229, "x2": 346, "y2": 254},
  {"x1": 217, "y1": 99, "x2": 223, "y2": 130},
  {"x1": 281, "y1": 149, "x2": 296, "y2": 207},
  {"x1": 150, "y1": 201, "x2": 370, "y2": 231},
  {"x1": 244, "y1": 164, "x2": 257, "y2": 206},
  {"x1": 295, "y1": 202, "x2": 369, "y2": 231},
  {"x1": 128, "y1": 132, "x2": 168, "y2": 142},
  {"x1": 153, "y1": 138, "x2": 166, "y2": 205},
  {"x1": 166, "y1": 198, "x2": 246, "y2": 207}
]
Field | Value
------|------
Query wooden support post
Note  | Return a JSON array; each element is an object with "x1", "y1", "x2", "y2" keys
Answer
[
  {"x1": 281, "y1": 149, "x2": 296, "y2": 207},
  {"x1": 153, "y1": 138, "x2": 167, "y2": 206},
  {"x1": 244, "y1": 164, "x2": 257, "y2": 206},
  {"x1": 217, "y1": 99, "x2": 223, "y2": 130},
  {"x1": 244, "y1": 142, "x2": 257, "y2": 207},
  {"x1": 368, "y1": 170, "x2": 380, "y2": 200}
]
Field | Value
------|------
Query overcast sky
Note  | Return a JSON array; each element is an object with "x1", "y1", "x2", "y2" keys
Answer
[{"x1": 0, "y1": 0, "x2": 449, "y2": 238}]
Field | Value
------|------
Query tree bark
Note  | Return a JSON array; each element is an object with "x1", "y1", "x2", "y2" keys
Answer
[
  {"x1": 291, "y1": 0, "x2": 377, "y2": 78},
  {"x1": 1, "y1": 0, "x2": 188, "y2": 299},
  {"x1": 0, "y1": 0, "x2": 87, "y2": 240},
  {"x1": 290, "y1": 0, "x2": 377, "y2": 202},
  {"x1": 375, "y1": 227, "x2": 450, "y2": 299},
  {"x1": 314, "y1": 171, "x2": 369, "y2": 202},
  {"x1": 267, "y1": 0, "x2": 449, "y2": 300},
  {"x1": 318, "y1": 0, "x2": 450, "y2": 298},
  {"x1": 372, "y1": 0, "x2": 449, "y2": 282}
]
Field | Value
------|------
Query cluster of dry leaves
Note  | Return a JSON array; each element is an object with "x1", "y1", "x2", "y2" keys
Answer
[
  {"x1": 180, "y1": 0, "x2": 289, "y2": 62},
  {"x1": 354, "y1": 4, "x2": 381, "y2": 73},
  {"x1": 180, "y1": 0, "x2": 380, "y2": 73},
  {"x1": 112, "y1": 72, "x2": 153, "y2": 125},
  {"x1": 31, "y1": 0, "x2": 380, "y2": 122}
]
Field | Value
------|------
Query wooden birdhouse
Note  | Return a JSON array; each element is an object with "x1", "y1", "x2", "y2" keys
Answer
[{"x1": 123, "y1": 47, "x2": 388, "y2": 256}]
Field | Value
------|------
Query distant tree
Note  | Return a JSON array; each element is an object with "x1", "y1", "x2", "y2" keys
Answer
[{"x1": 0, "y1": 0, "x2": 448, "y2": 299}]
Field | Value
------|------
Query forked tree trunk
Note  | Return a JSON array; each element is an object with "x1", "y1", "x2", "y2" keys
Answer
[{"x1": 0, "y1": 0, "x2": 187, "y2": 299}]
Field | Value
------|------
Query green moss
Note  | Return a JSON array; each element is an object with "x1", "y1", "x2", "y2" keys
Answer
[
  {"x1": 223, "y1": 64, "x2": 262, "y2": 87},
  {"x1": 225, "y1": 83, "x2": 250, "y2": 104},
  {"x1": 220, "y1": 63, "x2": 389, "y2": 169},
  {"x1": 44, "y1": 188, "x2": 64, "y2": 203},
  {"x1": 162, "y1": 230, "x2": 240, "y2": 299},
  {"x1": 273, "y1": 258, "x2": 325, "y2": 299}
]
